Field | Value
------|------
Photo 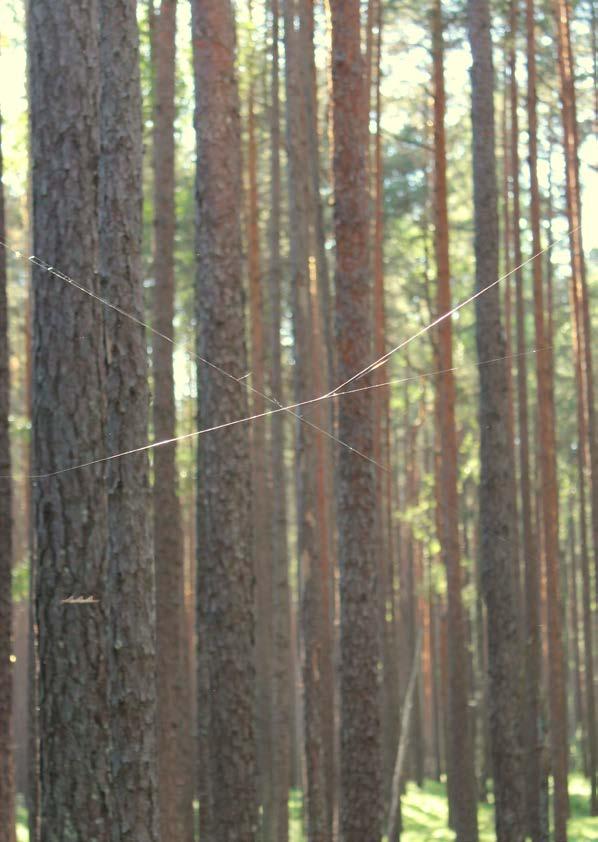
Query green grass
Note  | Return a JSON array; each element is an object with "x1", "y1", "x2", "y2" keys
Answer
[
  {"x1": 289, "y1": 776, "x2": 597, "y2": 841},
  {"x1": 16, "y1": 776, "x2": 598, "y2": 840}
]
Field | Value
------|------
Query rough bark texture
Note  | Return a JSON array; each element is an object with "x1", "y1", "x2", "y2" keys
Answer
[
  {"x1": 526, "y1": 4, "x2": 569, "y2": 838},
  {"x1": 283, "y1": 3, "x2": 329, "y2": 839},
  {"x1": 432, "y1": 4, "x2": 479, "y2": 839},
  {"x1": 29, "y1": 0, "x2": 112, "y2": 837},
  {"x1": 149, "y1": 1, "x2": 195, "y2": 839},
  {"x1": 330, "y1": 2, "x2": 382, "y2": 840},
  {"x1": 268, "y1": 5, "x2": 291, "y2": 841},
  {"x1": 191, "y1": 2, "x2": 258, "y2": 839},
  {"x1": 0, "y1": 108, "x2": 16, "y2": 842},
  {"x1": 98, "y1": 0, "x2": 160, "y2": 839},
  {"x1": 467, "y1": 2, "x2": 526, "y2": 840}
]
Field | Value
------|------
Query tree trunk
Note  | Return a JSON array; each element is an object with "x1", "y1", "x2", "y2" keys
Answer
[
  {"x1": 526, "y1": 4, "x2": 569, "y2": 837},
  {"x1": 508, "y1": 2, "x2": 544, "y2": 836},
  {"x1": 29, "y1": 0, "x2": 112, "y2": 836},
  {"x1": 149, "y1": 1, "x2": 195, "y2": 839},
  {"x1": 330, "y1": 2, "x2": 382, "y2": 840},
  {"x1": 0, "y1": 108, "x2": 16, "y2": 842},
  {"x1": 432, "y1": 4, "x2": 479, "y2": 838},
  {"x1": 268, "y1": 4, "x2": 291, "y2": 840},
  {"x1": 467, "y1": 1, "x2": 526, "y2": 840},
  {"x1": 283, "y1": 2, "x2": 329, "y2": 838},
  {"x1": 554, "y1": 0, "x2": 598, "y2": 617},
  {"x1": 191, "y1": 1, "x2": 258, "y2": 839},
  {"x1": 270, "y1": 0, "x2": 292, "y2": 805},
  {"x1": 245, "y1": 5, "x2": 274, "y2": 835},
  {"x1": 98, "y1": 1, "x2": 160, "y2": 838},
  {"x1": 553, "y1": 0, "x2": 597, "y2": 813}
]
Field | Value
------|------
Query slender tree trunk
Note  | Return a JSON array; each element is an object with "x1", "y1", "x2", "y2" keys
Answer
[
  {"x1": 0, "y1": 108, "x2": 16, "y2": 842},
  {"x1": 29, "y1": 0, "x2": 113, "y2": 836},
  {"x1": 330, "y1": 2, "x2": 382, "y2": 840},
  {"x1": 525, "y1": 5, "x2": 569, "y2": 837},
  {"x1": 191, "y1": 2, "x2": 258, "y2": 839},
  {"x1": 245, "y1": 5, "x2": 274, "y2": 834},
  {"x1": 149, "y1": 2, "x2": 195, "y2": 839},
  {"x1": 554, "y1": 0, "x2": 598, "y2": 618},
  {"x1": 565, "y1": 197, "x2": 597, "y2": 801},
  {"x1": 432, "y1": 5, "x2": 479, "y2": 838},
  {"x1": 269, "y1": 4, "x2": 291, "y2": 840},
  {"x1": 303, "y1": 4, "x2": 336, "y2": 829},
  {"x1": 566, "y1": 509, "x2": 584, "y2": 767},
  {"x1": 467, "y1": 2, "x2": 526, "y2": 839},
  {"x1": 553, "y1": 0, "x2": 597, "y2": 813},
  {"x1": 283, "y1": 3, "x2": 329, "y2": 838},
  {"x1": 507, "y1": 2, "x2": 544, "y2": 836}
]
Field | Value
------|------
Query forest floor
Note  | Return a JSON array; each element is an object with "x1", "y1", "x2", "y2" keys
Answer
[
  {"x1": 16, "y1": 775, "x2": 597, "y2": 840},
  {"x1": 288, "y1": 775, "x2": 597, "y2": 841}
]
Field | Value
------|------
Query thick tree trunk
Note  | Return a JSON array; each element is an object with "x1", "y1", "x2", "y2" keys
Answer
[
  {"x1": 0, "y1": 108, "x2": 16, "y2": 842},
  {"x1": 98, "y1": 2, "x2": 160, "y2": 838},
  {"x1": 268, "y1": 5, "x2": 292, "y2": 841},
  {"x1": 29, "y1": 0, "x2": 112, "y2": 836},
  {"x1": 191, "y1": 1, "x2": 258, "y2": 839},
  {"x1": 467, "y1": 2, "x2": 526, "y2": 840},
  {"x1": 432, "y1": 5, "x2": 479, "y2": 838},
  {"x1": 149, "y1": 2, "x2": 195, "y2": 839},
  {"x1": 330, "y1": 2, "x2": 382, "y2": 840},
  {"x1": 526, "y1": 4, "x2": 570, "y2": 837}
]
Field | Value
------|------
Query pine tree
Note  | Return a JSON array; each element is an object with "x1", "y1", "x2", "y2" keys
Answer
[
  {"x1": 0, "y1": 107, "x2": 16, "y2": 842},
  {"x1": 467, "y1": 0, "x2": 526, "y2": 838},
  {"x1": 432, "y1": 3, "x2": 479, "y2": 838},
  {"x1": 98, "y1": 0, "x2": 160, "y2": 837},
  {"x1": 268, "y1": 4, "x2": 292, "y2": 839},
  {"x1": 283, "y1": 2, "x2": 330, "y2": 836},
  {"x1": 149, "y1": 1, "x2": 195, "y2": 837},
  {"x1": 525, "y1": 4, "x2": 569, "y2": 837},
  {"x1": 191, "y1": 1, "x2": 258, "y2": 838},
  {"x1": 330, "y1": 1, "x2": 382, "y2": 839},
  {"x1": 29, "y1": 0, "x2": 111, "y2": 835}
]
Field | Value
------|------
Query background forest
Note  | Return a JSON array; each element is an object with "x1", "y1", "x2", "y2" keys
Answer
[{"x1": 0, "y1": 0, "x2": 596, "y2": 840}]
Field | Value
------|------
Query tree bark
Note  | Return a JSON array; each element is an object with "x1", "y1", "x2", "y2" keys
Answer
[
  {"x1": 553, "y1": 0, "x2": 597, "y2": 813},
  {"x1": 432, "y1": 4, "x2": 479, "y2": 838},
  {"x1": 553, "y1": 0, "x2": 598, "y2": 617},
  {"x1": 98, "y1": 1, "x2": 160, "y2": 838},
  {"x1": 508, "y1": 2, "x2": 544, "y2": 836},
  {"x1": 245, "y1": 4, "x2": 274, "y2": 835},
  {"x1": 0, "y1": 107, "x2": 16, "y2": 842},
  {"x1": 467, "y1": 1, "x2": 526, "y2": 839},
  {"x1": 283, "y1": 2, "x2": 330, "y2": 838},
  {"x1": 149, "y1": 1, "x2": 195, "y2": 838},
  {"x1": 29, "y1": 0, "x2": 112, "y2": 836},
  {"x1": 526, "y1": 4, "x2": 570, "y2": 837},
  {"x1": 191, "y1": 1, "x2": 258, "y2": 839},
  {"x1": 330, "y1": 2, "x2": 382, "y2": 840},
  {"x1": 268, "y1": 5, "x2": 291, "y2": 841}
]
